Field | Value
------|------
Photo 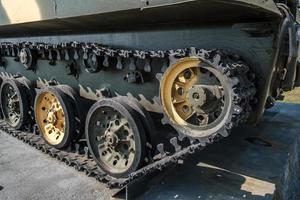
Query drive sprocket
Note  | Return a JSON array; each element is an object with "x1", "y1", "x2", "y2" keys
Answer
[{"x1": 159, "y1": 50, "x2": 256, "y2": 144}]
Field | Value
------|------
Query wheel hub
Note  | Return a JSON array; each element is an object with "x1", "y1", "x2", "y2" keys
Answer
[
  {"x1": 105, "y1": 131, "x2": 119, "y2": 147},
  {"x1": 46, "y1": 111, "x2": 57, "y2": 125},
  {"x1": 188, "y1": 85, "x2": 207, "y2": 109}
]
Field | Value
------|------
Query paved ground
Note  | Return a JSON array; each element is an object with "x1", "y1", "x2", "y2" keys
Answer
[
  {"x1": 140, "y1": 103, "x2": 300, "y2": 200},
  {"x1": 0, "y1": 103, "x2": 299, "y2": 200},
  {"x1": 0, "y1": 132, "x2": 112, "y2": 200}
]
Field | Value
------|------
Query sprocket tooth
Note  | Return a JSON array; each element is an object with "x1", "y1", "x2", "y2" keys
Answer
[
  {"x1": 198, "y1": 138, "x2": 207, "y2": 146},
  {"x1": 211, "y1": 54, "x2": 221, "y2": 66},
  {"x1": 198, "y1": 49, "x2": 211, "y2": 59},
  {"x1": 161, "y1": 116, "x2": 169, "y2": 125},
  {"x1": 170, "y1": 137, "x2": 182, "y2": 152},
  {"x1": 156, "y1": 143, "x2": 166, "y2": 158},
  {"x1": 225, "y1": 122, "x2": 234, "y2": 130},
  {"x1": 189, "y1": 47, "x2": 197, "y2": 57},
  {"x1": 218, "y1": 127, "x2": 229, "y2": 137},
  {"x1": 178, "y1": 132, "x2": 186, "y2": 142},
  {"x1": 152, "y1": 96, "x2": 160, "y2": 105}
]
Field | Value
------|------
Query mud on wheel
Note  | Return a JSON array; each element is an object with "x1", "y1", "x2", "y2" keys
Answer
[{"x1": 85, "y1": 98, "x2": 147, "y2": 178}]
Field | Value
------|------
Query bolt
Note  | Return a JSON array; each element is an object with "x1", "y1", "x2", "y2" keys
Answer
[{"x1": 192, "y1": 92, "x2": 200, "y2": 100}]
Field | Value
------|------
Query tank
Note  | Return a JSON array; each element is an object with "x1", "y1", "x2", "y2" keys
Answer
[{"x1": 0, "y1": 0, "x2": 299, "y2": 185}]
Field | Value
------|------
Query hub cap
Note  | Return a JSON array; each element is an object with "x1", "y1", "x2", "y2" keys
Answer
[{"x1": 35, "y1": 92, "x2": 65, "y2": 145}]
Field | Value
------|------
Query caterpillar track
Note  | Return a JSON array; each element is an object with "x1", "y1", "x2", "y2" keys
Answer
[
  {"x1": 0, "y1": 120, "x2": 203, "y2": 189},
  {"x1": 0, "y1": 42, "x2": 256, "y2": 188}
]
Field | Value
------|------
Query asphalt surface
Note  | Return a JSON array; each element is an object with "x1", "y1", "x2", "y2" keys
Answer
[
  {"x1": 140, "y1": 103, "x2": 300, "y2": 200},
  {"x1": 0, "y1": 132, "x2": 112, "y2": 200}
]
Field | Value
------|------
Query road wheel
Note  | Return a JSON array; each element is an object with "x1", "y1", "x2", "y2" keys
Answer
[
  {"x1": 34, "y1": 86, "x2": 76, "y2": 149},
  {"x1": 85, "y1": 98, "x2": 147, "y2": 178},
  {"x1": 0, "y1": 78, "x2": 29, "y2": 129}
]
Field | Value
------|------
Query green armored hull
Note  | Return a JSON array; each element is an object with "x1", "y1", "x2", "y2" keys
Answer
[{"x1": 0, "y1": 0, "x2": 298, "y2": 185}]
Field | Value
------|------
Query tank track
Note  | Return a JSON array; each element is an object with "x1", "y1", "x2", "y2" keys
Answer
[
  {"x1": 0, "y1": 119, "x2": 204, "y2": 188},
  {"x1": 0, "y1": 41, "x2": 256, "y2": 189}
]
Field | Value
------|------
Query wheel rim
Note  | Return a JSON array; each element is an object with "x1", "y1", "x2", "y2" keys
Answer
[
  {"x1": 160, "y1": 57, "x2": 231, "y2": 137},
  {"x1": 0, "y1": 82, "x2": 22, "y2": 127},
  {"x1": 35, "y1": 91, "x2": 66, "y2": 145},
  {"x1": 88, "y1": 103, "x2": 136, "y2": 174}
]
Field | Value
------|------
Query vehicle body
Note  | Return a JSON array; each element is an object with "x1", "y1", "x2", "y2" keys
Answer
[{"x1": 0, "y1": 0, "x2": 298, "y2": 182}]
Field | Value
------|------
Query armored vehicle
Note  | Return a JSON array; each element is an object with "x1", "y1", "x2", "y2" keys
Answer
[{"x1": 0, "y1": 0, "x2": 299, "y2": 186}]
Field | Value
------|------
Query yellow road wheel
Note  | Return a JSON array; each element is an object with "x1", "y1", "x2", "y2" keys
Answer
[{"x1": 35, "y1": 86, "x2": 76, "y2": 149}]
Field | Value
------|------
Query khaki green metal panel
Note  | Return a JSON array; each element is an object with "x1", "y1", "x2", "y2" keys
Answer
[
  {"x1": 55, "y1": 0, "x2": 140, "y2": 18},
  {"x1": 0, "y1": 0, "x2": 282, "y2": 27},
  {"x1": 55, "y1": 0, "x2": 282, "y2": 18},
  {"x1": 0, "y1": 0, "x2": 56, "y2": 25},
  {"x1": 226, "y1": 0, "x2": 281, "y2": 15},
  {"x1": 143, "y1": 0, "x2": 281, "y2": 16}
]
